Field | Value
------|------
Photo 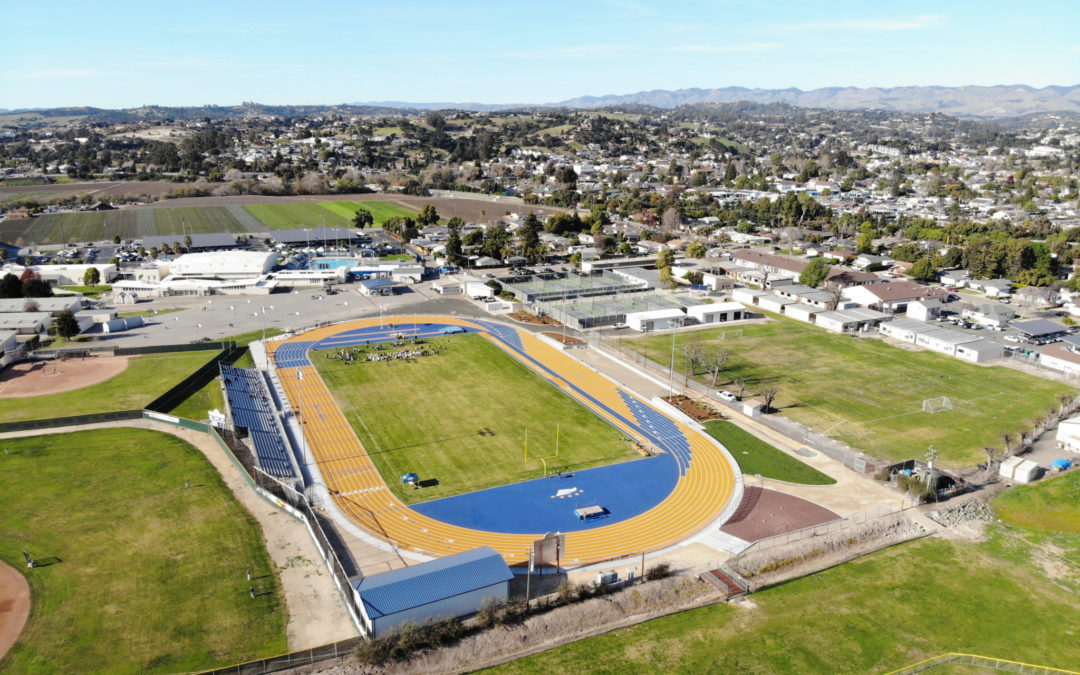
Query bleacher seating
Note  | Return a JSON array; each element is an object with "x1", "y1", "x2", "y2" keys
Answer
[
  {"x1": 272, "y1": 340, "x2": 315, "y2": 369},
  {"x1": 221, "y1": 364, "x2": 295, "y2": 477}
]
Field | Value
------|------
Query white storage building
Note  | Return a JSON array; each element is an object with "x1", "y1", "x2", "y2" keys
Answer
[
  {"x1": 757, "y1": 295, "x2": 795, "y2": 314},
  {"x1": 732, "y1": 288, "x2": 768, "y2": 306},
  {"x1": 999, "y1": 456, "x2": 1039, "y2": 483},
  {"x1": 350, "y1": 547, "x2": 512, "y2": 638},
  {"x1": 685, "y1": 302, "x2": 745, "y2": 325},
  {"x1": 626, "y1": 308, "x2": 686, "y2": 332}
]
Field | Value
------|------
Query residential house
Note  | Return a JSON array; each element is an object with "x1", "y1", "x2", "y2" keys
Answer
[
  {"x1": 962, "y1": 304, "x2": 1015, "y2": 328},
  {"x1": 842, "y1": 281, "x2": 947, "y2": 314}
]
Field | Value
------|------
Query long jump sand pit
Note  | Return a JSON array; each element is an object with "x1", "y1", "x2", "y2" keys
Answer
[
  {"x1": 0, "y1": 355, "x2": 130, "y2": 398},
  {"x1": 0, "y1": 561, "x2": 30, "y2": 660}
]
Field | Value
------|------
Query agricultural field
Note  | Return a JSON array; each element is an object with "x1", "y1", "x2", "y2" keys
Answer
[
  {"x1": 0, "y1": 349, "x2": 219, "y2": 423},
  {"x1": 0, "y1": 428, "x2": 285, "y2": 673},
  {"x1": 628, "y1": 317, "x2": 1074, "y2": 467},
  {"x1": 703, "y1": 421, "x2": 835, "y2": 485},
  {"x1": 317, "y1": 200, "x2": 418, "y2": 226},
  {"x1": 498, "y1": 534, "x2": 1080, "y2": 674},
  {"x1": 242, "y1": 202, "x2": 350, "y2": 229},
  {"x1": 311, "y1": 333, "x2": 636, "y2": 505}
]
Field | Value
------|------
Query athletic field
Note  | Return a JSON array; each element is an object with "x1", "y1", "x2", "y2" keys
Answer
[
  {"x1": 311, "y1": 333, "x2": 636, "y2": 505},
  {"x1": 0, "y1": 428, "x2": 285, "y2": 673},
  {"x1": 629, "y1": 318, "x2": 1073, "y2": 467},
  {"x1": 0, "y1": 350, "x2": 219, "y2": 423}
]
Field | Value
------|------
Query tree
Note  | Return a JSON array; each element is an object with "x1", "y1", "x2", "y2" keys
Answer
[
  {"x1": 708, "y1": 349, "x2": 730, "y2": 387},
  {"x1": 683, "y1": 343, "x2": 704, "y2": 378},
  {"x1": 686, "y1": 240, "x2": 708, "y2": 258},
  {"x1": 908, "y1": 258, "x2": 939, "y2": 282},
  {"x1": 352, "y1": 207, "x2": 374, "y2": 228},
  {"x1": 855, "y1": 232, "x2": 874, "y2": 254},
  {"x1": 658, "y1": 265, "x2": 676, "y2": 289},
  {"x1": 183, "y1": 234, "x2": 192, "y2": 251},
  {"x1": 445, "y1": 223, "x2": 464, "y2": 266},
  {"x1": 518, "y1": 213, "x2": 542, "y2": 263},
  {"x1": 761, "y1": 385, "x2": 779, "y2": 414},
  {"x1": 22, "y1": 273, "x2": 52, "y2": 298},
  {"x1": 417, "y1": 204, "x2": 439, "y2": 226},
  {"x1": 112, "y1": 234, "x2": 121, "y2": 244},
  {"x1": 799, "y1": 257, "x2": 830, "y2": 288},
  {"x1": 0, "y1": 273, "x2": 21, "y2": 299},
  {"x1": 54, "y1": 309, "x2": 80, "y2": 340},
  {"x1": 424, "y1": 111, "x2": 446, "y2": 132},
  {"x1": 83, "y1": 267, "x2": 101, "y2": 290},
  {"x1": 655, "y1": 248, "x2": 675, "y2": 270},
  {"x1": 733, "y1": 377, "x2": 748, "y2": 401}
]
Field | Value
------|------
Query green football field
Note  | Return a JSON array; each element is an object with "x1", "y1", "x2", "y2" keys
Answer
[
  {"x1": 628, "y1": 317, "x2": 1074, "y2": 467},
  {"x1": 0, "y1": 428, "x2": 286, "y2": 673},
  {"x1": 311, "y1": 333, "x2": 637, "y2": 505},
  {"x1": 0, "y1": 350, "x2": 219, "y2": 423}
]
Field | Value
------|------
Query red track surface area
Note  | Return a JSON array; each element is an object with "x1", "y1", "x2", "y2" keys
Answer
[{"x1": 270, "y1": 316, "x2": 738, "y2": 566}]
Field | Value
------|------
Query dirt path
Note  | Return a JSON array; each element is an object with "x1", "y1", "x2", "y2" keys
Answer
[
  {"x1": 0, "y1": 560, "x2": 30, "y2": 661},
  {"x1": 0, "y1": 419, "x2": 356, "y2": 650}
]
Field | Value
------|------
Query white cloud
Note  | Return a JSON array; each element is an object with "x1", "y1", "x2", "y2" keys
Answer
[{"x1": 778, "y1": 14, "x2": 947, "y2": 32}]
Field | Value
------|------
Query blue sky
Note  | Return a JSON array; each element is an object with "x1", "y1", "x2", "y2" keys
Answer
[{"x1": 2, "y1": 0, "x2": 1077, "y2": 109}]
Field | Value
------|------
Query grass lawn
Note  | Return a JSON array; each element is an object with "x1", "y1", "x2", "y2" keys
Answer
[
  {"x1": 169, "y1": 377, "x2": 225, "y2": 421},
  {"x1": 627, "y1": 317, "x2": 1073, "y2": 467},
  {"x1": 243, "y1": 202, "x2": 350, "y2": 230},
  {"x1": 0, "y1": 428, "x2": 285, "y2": 673},
  {"x1": 497, "y1": 535, "x2": 1080, "y2": 674},
  {"x1": 0, "y1": 350, "x2": 218, "y2": 422},
  {"x1": 994, "y1": 469, "x2": 1080, "y2": 534},
  {"x1": 59, "y1": 284, "x2": 111, "y2": 299},
  {"x1": 311, "y1": 333, "x2": 636, "y2": 504},
  {"x1": 379, "y1": 253, "x2": 414, "y2": 261},
  {"x1": 118, "y1": 307, "x2": 185, "y2": 319},
  {"x1": 704, "y1": 421, "x2": 835, "y2": 485}
]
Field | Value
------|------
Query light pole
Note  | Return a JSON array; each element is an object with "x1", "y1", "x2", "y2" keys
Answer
[{"x1": 667, "y1": 319, "x2": 681, "y2": 399}]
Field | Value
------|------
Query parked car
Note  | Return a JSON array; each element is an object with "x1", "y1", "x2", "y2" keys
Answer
[
  {"x1": 1005, "y1": 335, "x2": 1023, "y2": 343},
  {"x1": 717, "y1": 391, "x2": 737, "y2": 402}
]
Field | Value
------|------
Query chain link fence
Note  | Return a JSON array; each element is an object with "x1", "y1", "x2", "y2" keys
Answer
[{"x1": 886, "y1": 652, "x2": 1080, "y2": 675}]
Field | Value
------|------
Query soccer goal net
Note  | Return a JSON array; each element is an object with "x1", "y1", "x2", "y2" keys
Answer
[
  {"x1": 721, "y1": 328, "x2": 743, "y2": 340},
  {"x1": 922, "y1": 396, "x2": 953, "y2": 414}
]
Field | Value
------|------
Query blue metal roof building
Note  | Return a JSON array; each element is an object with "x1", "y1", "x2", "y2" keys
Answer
[{"x1": 350, "y1": 547, "x2": 512, "y2": 637}]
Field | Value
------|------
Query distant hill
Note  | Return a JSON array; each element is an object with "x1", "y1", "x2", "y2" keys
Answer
[
  {"x1": 357, "y1": 84, "x2": 1080, "y2": 119},
  {"x1": 551, "y1": 85, "x2": 1080, "y2": 118}
]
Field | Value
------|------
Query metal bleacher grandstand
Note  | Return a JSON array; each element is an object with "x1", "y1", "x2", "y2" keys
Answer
[{"x1": 220, "y1": 364, "x2": 296, "y2": 477}]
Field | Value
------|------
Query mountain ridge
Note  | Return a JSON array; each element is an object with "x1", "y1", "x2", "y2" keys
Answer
[{"x1": 356, "y1": 83, "x2": 1080, "y2": 118}]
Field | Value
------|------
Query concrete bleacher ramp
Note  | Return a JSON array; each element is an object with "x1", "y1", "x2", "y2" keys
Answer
[{"x1": 262, "y1": 315, "x2": 744, "y2": 568}]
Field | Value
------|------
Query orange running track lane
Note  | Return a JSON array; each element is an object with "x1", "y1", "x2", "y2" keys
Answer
[{"x1": 268, "y1": 316, "x2": 738, "y2": 567}]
